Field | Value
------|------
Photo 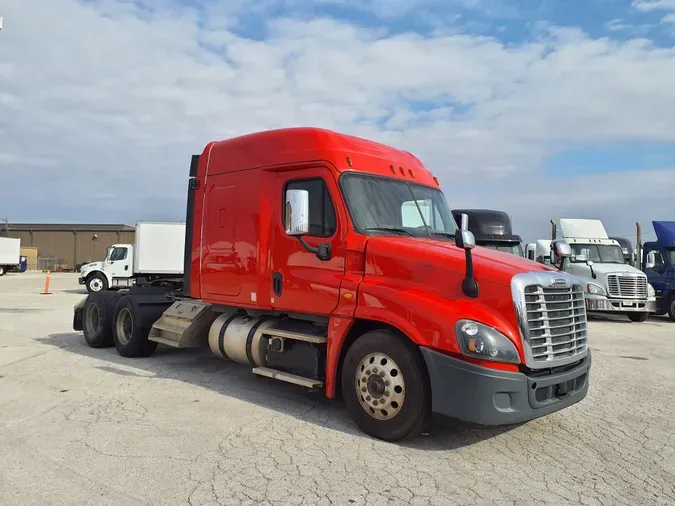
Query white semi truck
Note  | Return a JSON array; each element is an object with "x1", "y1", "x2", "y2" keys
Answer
[
  {"x1": 79, "y1": 221, "x2": 185, "y2": 293},
  {"x1": 556, "y1": 218, "x2": 656, "y2": 322},
  {"x1": 0, "y1": 237, "x2": 21, "y2": 276}
]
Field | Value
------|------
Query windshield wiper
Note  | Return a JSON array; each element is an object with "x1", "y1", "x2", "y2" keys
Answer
[
  {"x1": 363, "y1": 227, "x2": 415, "y2": 237},
  {"x1": 428, "y1": 231, "x2": 455, "y2": 240}
]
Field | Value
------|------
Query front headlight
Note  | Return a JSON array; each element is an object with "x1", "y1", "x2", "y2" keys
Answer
[
  {"x1": 455, "y1": 320, "x2": 520, "y2": 364},
  {"x1": 648, "y1": 283, "x2": 655, "y2": 298},
  {"x1": 587, "y1": 283, "x2": 606, "y2": 296}
]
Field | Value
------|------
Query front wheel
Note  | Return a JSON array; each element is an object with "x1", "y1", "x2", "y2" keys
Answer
[
  {"x1": 668, "y1": 295, "x2": 675, "y2": 322},
  {"x1": 627, "y1": 312, "x2": 649, "y2": 322},
  {"x1": 0, "y1": 266, "x2": 5, "y2": 276},
  {"x1": 341, "y1": 329, "x2": 430, "y2": 442},
  {"x1": 86, "y1": 273, "x2": 108, "y2": 293}
]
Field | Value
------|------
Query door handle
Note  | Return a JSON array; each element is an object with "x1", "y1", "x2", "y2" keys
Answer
[{"x1": 273, "y1": 272, "x2": 283, "y2": 296}]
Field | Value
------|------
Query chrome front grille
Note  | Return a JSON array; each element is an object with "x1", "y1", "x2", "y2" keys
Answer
[
  {"x1": 512, "y1": 272, "x2": 589, "y2": 369},
  {"x1": 606, "y1": 273, "x2": 648, "y2": 298}
]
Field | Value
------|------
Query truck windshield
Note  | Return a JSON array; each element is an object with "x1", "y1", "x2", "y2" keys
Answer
[
  {"x1": 483, "y1": 243, "x2": 524, "y2": 257},
  {"x1": 340, "y1": 173, "x2": 457, "y2": 238},
  {"x1": 570, "y1": 244, "x2": 625, "y2": 264},
  {"x1": 666, "y1": 248, "x2": 675, "y2": 266}
]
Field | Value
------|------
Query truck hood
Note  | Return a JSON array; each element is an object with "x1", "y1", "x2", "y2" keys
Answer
[
  {"x1": 566, "y1": 261, "x2": 645, "y2": 281},
  {"x1": 653, "y1": 221, "x2": 675, "y2": 247},
  {"x1": 80, "y1": 261, "x2": 103, "y2": 274},
  {"x1": 365, "y1": 236, "x2": 552, "y2": 286}
]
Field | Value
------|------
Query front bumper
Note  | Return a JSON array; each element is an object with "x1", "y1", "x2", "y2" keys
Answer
[
  {"x1": 585, "y1": 296, "x2": 656, "y2": 313},
  {"x1": 420, "y1": 347, "x2": 591, "y2": 426}
]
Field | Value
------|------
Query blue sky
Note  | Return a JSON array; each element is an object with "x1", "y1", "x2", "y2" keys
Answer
[{"x1": 0, "y1": 0, "x2": 674, "y2": 244}]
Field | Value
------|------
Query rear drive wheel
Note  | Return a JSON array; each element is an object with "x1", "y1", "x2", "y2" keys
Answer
[
  {"x1": 627, "y1": 312, "x2": 649, "y2": 322},
  {"x1": 341, "y1": 329, "x2": 430, "y2": 442},
  {"x1": 82, "y1": 291, "x2": 122, "y2": 348},
  {"x1": 668, "y1": 295, "x2": 675, "y2": 322},
  {"x1": 112, "y1": 296, "x2": 158, "y2": 358},
  {"x1": 86, "y1": 273, "x2": 108, "y2": 293}
]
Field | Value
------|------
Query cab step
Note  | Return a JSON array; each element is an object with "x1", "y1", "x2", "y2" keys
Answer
[
  {"x1": 252, "y1": 367, "x2": 324, "y2": 389},
  {"x1": 262, "y1": 328, "x2": 327, "y2": 344}
]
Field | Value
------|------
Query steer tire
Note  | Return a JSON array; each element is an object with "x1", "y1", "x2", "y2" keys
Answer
[
  {"x1": 86, "y1": 273, "x2": 108, "y2": 293},
  {"x1": 627, "y1": 312, "x2": 649, "y2": 323},
  {"x1": 0, "y1": 266, "x2": 5, "y2": 276},
  {"x1": 668, "y1": 295, "x2": 675, "y2": 322},
  {"x1": 112, "y1": 295, "x2": 158, "y2": 358},
  {"x1": 341, "y1": 329, "x2": 430, "y2": 442},
  {"x1": 82, "y1": 291, "x2": 122, "y2": 348}
]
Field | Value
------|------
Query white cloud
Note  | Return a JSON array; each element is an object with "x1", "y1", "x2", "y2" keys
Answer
[
  {"x1": 662, "y1": 12, "x2": 675, "y2": 22},
  {"x1": 0, "y1": 0, "x2": 674, "y2": 244},
  {"x1": 632, "y1": 0, "x2": 675, "y2": 12}
]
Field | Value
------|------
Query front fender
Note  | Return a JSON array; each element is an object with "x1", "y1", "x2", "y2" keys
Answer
[
  {"x1": 83, "y1": 269, "x2": 113, "y2": 288},
  {"x1": 354, "y1": 279, "x2": 522, "y2": 360}
]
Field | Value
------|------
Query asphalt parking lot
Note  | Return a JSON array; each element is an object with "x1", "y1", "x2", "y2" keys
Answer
[{"x1": 1, "y1": 272, "x2": 674, "y2": 506}]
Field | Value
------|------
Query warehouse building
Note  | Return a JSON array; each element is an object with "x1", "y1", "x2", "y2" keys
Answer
[{"x1": 4, "y1": 224, "x2": 135, "y2": 271}]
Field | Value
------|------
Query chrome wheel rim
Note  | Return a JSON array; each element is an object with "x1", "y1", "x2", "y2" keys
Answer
[
  {"x1": 116, "y1": 308, "x2": 133, "y2": 345},
  {"x1": 355, "y1": 352, "x2": 405, "y2": 420}
]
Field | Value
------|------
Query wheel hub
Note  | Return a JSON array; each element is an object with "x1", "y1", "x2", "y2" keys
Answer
[
  {"x1": 116, "y1": 308, "x2": 133, "y2": 346},
  {"x1": 355, "y1": 352, "x2": 405, "y2": 421}
]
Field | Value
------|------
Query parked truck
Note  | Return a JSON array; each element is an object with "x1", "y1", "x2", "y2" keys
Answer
[
  {"x1": 78, "y1": 221, "x2": 185, "y2": 293},
  {"x1": 0, "y1": 237, "x2": 21, "y2": 276},
  {"x1": 71, "y1": 127, "x2": 591, "y2": 442},
  {"x1": 451, "y1": 209, "x2": 523, "y2": 257},
  {"x1": 555, "y1": 218, "x2": 655, "y2": 322},
  {"x1": 525, "y1": 240, "x2": 553, "y2": 266},
  {"x1": 640, "y1": 221, "x2": 675, "y2": 321}
]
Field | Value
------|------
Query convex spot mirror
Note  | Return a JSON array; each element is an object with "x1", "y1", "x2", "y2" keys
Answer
[{"x1": 285, "y1": 189, "x2": 310, "y2": 236}]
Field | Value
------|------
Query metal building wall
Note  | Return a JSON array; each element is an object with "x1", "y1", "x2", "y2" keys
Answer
[{"x1": 6, "y1": 226, "x2": 135, "y2": 270}]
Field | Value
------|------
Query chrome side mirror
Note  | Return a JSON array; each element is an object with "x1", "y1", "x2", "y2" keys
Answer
[
  {"x1": 550, "y1": 240, "x2": 571, "y2": 263},
  {"x1": 457, "y1": 213, "x2": 476, "y2": 250},
  {"x1": 284, "y1": 189, "x2": 309, "y2": 236},
  {"x1": 586, "y1": 260, "x2": 594, "y2": 267}
]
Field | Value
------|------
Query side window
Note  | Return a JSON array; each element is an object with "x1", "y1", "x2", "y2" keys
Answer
[
  {"x1": 285, "y1": 179, "x2": 337, "y2": 237},
  {"x1": 646, "y1": 248, "x2": 665, "y2": 268},
  {"x1": 110, "y1": 247, "x2": 128, "y2": 261}
]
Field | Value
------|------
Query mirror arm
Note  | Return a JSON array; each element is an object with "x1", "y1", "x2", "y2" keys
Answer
[
  {"x1": 296, "y1": 236, "x2": 332, "y2": 261},
  {"x1": 461, "y1": 248, "x2": 479, "y2": 298}
]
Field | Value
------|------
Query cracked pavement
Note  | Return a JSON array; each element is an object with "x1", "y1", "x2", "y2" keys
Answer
[{"x1": 1, "y1": 273, "x2": 674, "y2": 506}]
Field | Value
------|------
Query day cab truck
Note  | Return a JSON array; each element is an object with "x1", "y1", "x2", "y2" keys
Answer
[
  {"x1": 641, "y1": 221, "x2": 675, "y2": 321},
  {"x1": 557, "y1": 218, "x2": 656, "y2": 322},
  {"x1": 0, "y1": 237, "x2": 22, "y2": 276},
  {"x1": 451, "y1": 209, "x2": 524, "y2": 257},
  {"x1": 72, "y1": 127, "x2": 591, "y2": 442},
  {"x1": 78, "y1": 221, "x2": 185, "y2": 293}
]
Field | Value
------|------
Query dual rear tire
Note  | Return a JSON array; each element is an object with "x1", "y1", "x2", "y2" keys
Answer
[{"x1": 82, "y1": 292, "x2": 157, "y2": 357}]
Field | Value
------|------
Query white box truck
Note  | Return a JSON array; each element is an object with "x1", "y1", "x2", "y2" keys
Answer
[
  {"x1": 0, "y1": 237, "x2": 21, "y2": 276},
  {"x1": 557, "y1": 218, "x2": 656, "y2": 322},
  {"x1": 78, "y1": 221, "x2": 186, "y2": 292}
]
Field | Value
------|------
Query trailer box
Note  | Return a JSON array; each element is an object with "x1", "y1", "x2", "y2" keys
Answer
[
  {"x1": 133, "y1": 221, "x2": 186, "y2": 275},
  {"x1": 0, "y1": 237, "x2": 21, "y2": 275}
]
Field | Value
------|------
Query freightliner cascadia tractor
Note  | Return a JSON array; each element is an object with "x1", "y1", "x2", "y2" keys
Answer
[{"x1": 72, "y1": 127, "x2": 591, "y2": 442}]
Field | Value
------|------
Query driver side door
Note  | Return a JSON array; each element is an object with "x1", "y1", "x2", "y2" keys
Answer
[
  {"x1": 644, "y1": 246, "x2": 668, "y2": 309},
  {"x1": 269, "y1": 168, "x2": 346, "y2": 316},
  {"x1": 106, "y1": 246, "x2": 132, "y2": 279}
]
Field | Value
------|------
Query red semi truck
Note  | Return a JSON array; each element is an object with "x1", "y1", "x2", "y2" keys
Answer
[{"x1": 73, "y1": 127, "x2": 591, "y2": 441}]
